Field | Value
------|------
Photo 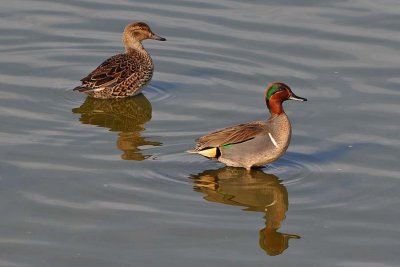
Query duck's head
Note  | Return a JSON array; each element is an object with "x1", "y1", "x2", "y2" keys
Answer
[
  {"x1": 123, "y1": 22, "x2": 166, "y2": 50},
  {"x1": 264, "y1": 82, "x2": 307, "y2": 114}
]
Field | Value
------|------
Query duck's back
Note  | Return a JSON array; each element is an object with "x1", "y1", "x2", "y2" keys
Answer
[{"x1": 80, "y1": 51, "x2": 154, "y2": 99}]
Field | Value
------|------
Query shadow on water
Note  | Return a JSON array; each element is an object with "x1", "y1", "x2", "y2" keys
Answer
[
  {"x1": 72, "y1": 94, "x2": 161, "y2": 160},
  {"x1": 190, "y1": 167, "x2": 300, "y2": 256}
]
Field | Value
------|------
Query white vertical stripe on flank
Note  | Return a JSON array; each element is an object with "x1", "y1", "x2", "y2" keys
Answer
[{"x1": 268, "y1": 133, "x2": 278, "y2": 148}]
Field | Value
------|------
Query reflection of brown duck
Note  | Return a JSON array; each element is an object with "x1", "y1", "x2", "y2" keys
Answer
[
  {"x1": 72, "y1": 94, "x2": 161, "y2": 160},
  {"x1": 190, "y1": 167, "x2": 300, "y2": 256}
]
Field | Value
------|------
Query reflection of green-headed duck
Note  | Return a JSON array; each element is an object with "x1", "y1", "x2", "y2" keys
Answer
[
  {"x1": 190, "y1": 167, "x2": 300, "y2": 256},
  {"x1": 189, "y1": 83, "x2": 307, "y2": 170},
  {"x1": 74, "y1": 22, "x2": 166, "y2": 99},
  {"x1": 72, "y1": 94, "x2": 161, "y2": 160}
]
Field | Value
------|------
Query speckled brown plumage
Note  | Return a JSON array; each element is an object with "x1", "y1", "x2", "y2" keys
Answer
[{"x1": 74, "y1": 22, "x2": 165, "y2": 99}]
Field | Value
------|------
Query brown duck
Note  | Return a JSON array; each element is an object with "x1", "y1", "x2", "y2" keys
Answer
[
  {"x1": 188, "y1": 82, "x2": 307, "y2": 170},
  {"x1": 74, "y1": 22, "x2": 166, "y2": 99}
]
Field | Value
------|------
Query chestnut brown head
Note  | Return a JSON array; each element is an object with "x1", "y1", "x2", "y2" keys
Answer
[{"x1": 264, "y1": 82, "x2": 307, "y2": 114}]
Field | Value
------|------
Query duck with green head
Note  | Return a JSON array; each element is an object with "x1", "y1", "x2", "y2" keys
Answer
[{"x1": 188, "y1": 82, "x2": 307, "y2": 170}]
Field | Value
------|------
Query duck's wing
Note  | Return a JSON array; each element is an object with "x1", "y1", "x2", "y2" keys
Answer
[
  {"x1": 74, "y1": 54, "x2": 140, "y2": 92},
  {"x1": 192, "y1": 122, "x2": 266, "y2": 151}
]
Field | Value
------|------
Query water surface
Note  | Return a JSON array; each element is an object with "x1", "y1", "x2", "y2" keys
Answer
[{"x1": 1, "y1": 0, "x2": 400, "y2": 266}]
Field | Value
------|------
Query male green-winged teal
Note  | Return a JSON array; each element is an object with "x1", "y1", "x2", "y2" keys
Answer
[
  {"x1": 188, "y1": 82, "x2": 307, "y2": 170},
  {"x1": 74, "y1": 22, "x2": 166, "y2": 99}
]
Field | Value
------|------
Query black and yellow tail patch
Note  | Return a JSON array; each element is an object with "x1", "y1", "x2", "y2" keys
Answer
[{"x1": 188, "y1": 147, "x2": 221, "y2": 159}]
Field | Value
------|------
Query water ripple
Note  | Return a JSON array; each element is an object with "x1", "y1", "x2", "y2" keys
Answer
[{"x1": 1, "y1": 0, "x2": 400, "y2": 265}]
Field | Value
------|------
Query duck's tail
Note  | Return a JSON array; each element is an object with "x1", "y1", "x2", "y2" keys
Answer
[
  {"x1": 73, "y1": 85, "x2": 104, "y2": 93},
  {"x1": 187, "y1": 147, "x2": 219, "y2": 158},
  {"x1": 73, "y1": 85, "x2": 91, "y2": 92}
]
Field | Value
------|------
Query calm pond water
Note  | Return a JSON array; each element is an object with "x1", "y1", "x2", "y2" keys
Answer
[{"x1": 1, "y1": 0, "x2": 400, "y2": 266}]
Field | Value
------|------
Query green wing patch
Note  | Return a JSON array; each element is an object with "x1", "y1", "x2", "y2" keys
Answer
[{"x1": 222, "y1": 144, "x2": 235, "y2": 149}]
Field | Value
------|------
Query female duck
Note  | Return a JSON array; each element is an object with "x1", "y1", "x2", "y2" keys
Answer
[
  {"x1": 188, "y1": 83, "x2": 307, "y2": 170},
  {"x1": 74, "y1": 22, "x2": 166, "y2": 99}
]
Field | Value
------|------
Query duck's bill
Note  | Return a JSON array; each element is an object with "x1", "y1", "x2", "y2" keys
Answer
[
  {"x1": 289, "y1": 93, "x2": 307, "y2": 102},
  {"x1": 151, "y1": 33, "x2": 166, "y2": 41}
]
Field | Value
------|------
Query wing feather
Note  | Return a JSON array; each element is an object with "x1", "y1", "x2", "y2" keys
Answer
[
  {"x1": 194, "y1": 122, "x2": 265, "y2": 151},
  {"x1": 77, "y1": 53, "x2": 141, "y2": 91}
]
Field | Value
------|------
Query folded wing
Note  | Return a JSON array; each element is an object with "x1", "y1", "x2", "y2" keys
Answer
[
  {"x1": 193, "y1": 122, "x2": 265, "y2": 151},
  {"x1": 74, "y1": 54, "x2": 141, "y2": 92}
]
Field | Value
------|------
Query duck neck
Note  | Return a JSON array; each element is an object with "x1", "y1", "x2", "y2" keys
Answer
[
  {"x1": 267, "y1": 99, "x2": 285, "y2": 115},
  {"x1": 123, "y1": 36, "x2": 147, "y2": 54}
]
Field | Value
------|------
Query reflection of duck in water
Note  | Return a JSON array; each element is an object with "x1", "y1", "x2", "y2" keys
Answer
[
  {"x1": 72, "y1": 94, "x2": 161, "y2": 160},
  {"x1": 190, "y1": 167, "x2": 300, "y2": 256}
]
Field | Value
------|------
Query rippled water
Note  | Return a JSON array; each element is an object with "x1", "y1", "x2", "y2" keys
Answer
[{"x1": 1, "y1": 0, "x2": 400, "y2": 266}]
